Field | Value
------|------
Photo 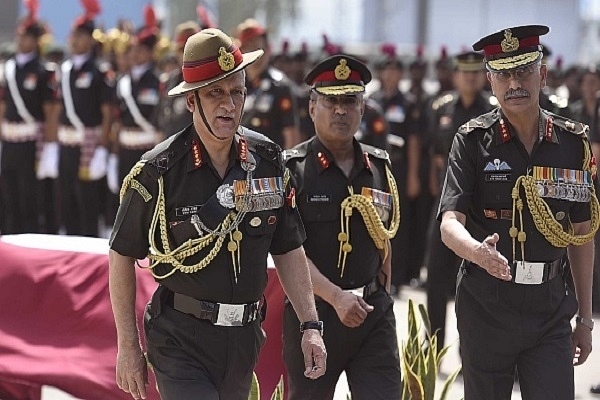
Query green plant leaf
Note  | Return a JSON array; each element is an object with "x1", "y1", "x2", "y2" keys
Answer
[
  {"x1": 418, "y1": 303, "x2": 432, "y2": 337},
  {"x1": 248, "y1": 372, "x2": 260, "y2": 400},
  {"x1": 402, "y1": 353, "x2": 425, "y2": 400},
  {"x1": 438, "y1": 366, "x2": 462, "y2": 400},
  {"x1": 270, "y1": 375, "x2": 285, "y2": 400}
]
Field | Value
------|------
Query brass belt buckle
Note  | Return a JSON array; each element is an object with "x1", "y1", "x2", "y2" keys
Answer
[{"x1": 514, "y1": 261, "x2": 545, "y2": 284}]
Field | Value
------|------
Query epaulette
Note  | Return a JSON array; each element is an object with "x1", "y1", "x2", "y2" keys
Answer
[
  {"x1": 242, "y1": 128, "x2": 283, "y2": 166},
  {"x1": 141, "y1": 126, "x2": 190, "y2": 177},
  {"x1": 432, "y1": 92, "x2": 455, "y2": 111},
  {"x1": 458, "y1": 109, "x2": 500, "y2": 134},
  {"x1": 549, "y1": 112, "x2": 590, "y2": 138},
  {"x1": 282, "y1": 145, "x2": 308, "y2": 162},
  {"x1": 361, "y1": 143, "x2": 390, "y2": 161}
]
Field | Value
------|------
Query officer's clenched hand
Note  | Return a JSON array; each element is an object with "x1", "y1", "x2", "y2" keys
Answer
[
  {"x1": 301, "y1": 330, "x2": 327, "y2": 379},
  {"x1": 332, "y1": 291, "x2": 374, "y2": 328},
  {"x1": 572, "y1": 324, "x2": 593, "y2": 366},
  {"x1": 116, "y1": 345, "x2": 148, "y2": 399},
  {"x1": 473, "y1": 233, "x2": 511, "y2": 281}
]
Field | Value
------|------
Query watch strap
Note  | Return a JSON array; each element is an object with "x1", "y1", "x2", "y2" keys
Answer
[
  {"x1": 300, "y1": 320, "x2": 323, "y2": 334},
  {"x1": 575, "y1": 315, "x2": 594, "y2": 331}
]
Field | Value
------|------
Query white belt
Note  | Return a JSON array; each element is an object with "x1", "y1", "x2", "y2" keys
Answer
[
  {"x1": 119, "y1": 129, "x2": 158, "y2": 149},
  {"x1": 58, "y1": 126, "x2": 85, "y2": 145},
  {"x1": 1, "y1": 122, "x2": 39, "y2": 142}
]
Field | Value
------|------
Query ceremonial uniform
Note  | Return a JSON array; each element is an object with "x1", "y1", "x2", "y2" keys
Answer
[
  {"x1": 369, "y1": 82, "x2": 421, "y2": 290},
  {"x1": 439, "y1": 25, "x2": 598, "y2": 399},
  {"x1": 242, "y1": 67, "x2": 298, "y2": 148},
  {"x1": 426, "y1": 87, "x2": 495, "y2": 350},
  {"x1": 58, "y1": 56, "x2": 114, "y2": 236},
  {"x1": 158, "y1": 70, "x2": 192, "y2": 137},
  {"x1": 109, "y1": 28, "x2": 326, "y2": 400},
  {"x1": 111, "y1": 125, "x2": 304, "y2": 399},
  {"x1": 0, "y1": 54, "x2": 56, "y2": 233},
  {"x1": 116, "y1": 65, "x2": 160, "y2": 182},
  {"x1": 282, "y1": 55, "x2": 401, "y2": 400}
]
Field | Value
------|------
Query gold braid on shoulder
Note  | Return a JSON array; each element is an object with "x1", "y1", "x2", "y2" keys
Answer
[
  {"x1": 337, "y1": 164, "x2": 401, "y2": 277},
  {"x1": 510, "y1": 140, "x2": 600, "y2": 262}
]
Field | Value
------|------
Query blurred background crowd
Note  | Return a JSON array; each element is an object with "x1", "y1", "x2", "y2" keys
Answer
[{"x1": 1, "y1": 0, "x2": 599, "y2": 354}]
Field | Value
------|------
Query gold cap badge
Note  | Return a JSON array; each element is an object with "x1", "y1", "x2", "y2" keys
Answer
[
  {"x1": 500, "y1": 30, "x2": 519, "y2": 53},
  {"x1": 334, "y1": 59, "x2": 351, "y2": 80},
  {"x1": 218, "y1": 47, "x2": 235, "y2": 72}
]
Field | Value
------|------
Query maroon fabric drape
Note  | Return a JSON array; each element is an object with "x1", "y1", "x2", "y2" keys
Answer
[{"x1": 0, "y1": 239, "x2": 287, "y2": 400}]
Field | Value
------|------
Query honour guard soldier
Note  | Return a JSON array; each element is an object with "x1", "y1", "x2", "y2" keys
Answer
[
  {"x1": 439, "y1": 25, "x2": 598, "y2": 399},
  {"x1": 369, "y1": 44, "x2": 422, "y2": 294},
  {"x1": 234, "y1": 19, "x2": 301, "y2": 149},
  {"x1": 109, "y1": 29, "x2": 326, "y2": 400},
  {"x1": 108, "y1": 5, "x2": 161, "y2": 195},
  {"x1": 56, "y1": 0, "x2": 114, "y2": 237},
  {"x1": 425, "y1": 50, "x2": 494, "y2": 351},
  {"x1": 157, "y1": 21, "x2": 198, "y2": 138},
  {"x1": 0, "y1": 0, "x2": 59, "y2": 234},
  {"x1": 282, "y1": 55, "x2": 401, "y2": 399}
]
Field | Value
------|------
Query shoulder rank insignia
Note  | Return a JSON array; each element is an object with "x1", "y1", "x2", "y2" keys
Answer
[
  {"x1": 458, "y1": 109, "x2": 499, "y2": 134},
  {"x1": 361, "y1": 144, "x2": 389, "y2": 161},
  {"x1": 432, "y1": 93, "x2": 455, "y2": 111},
  {"x1": 550, "y1": 114, "x2": 589, "y2": 138}
]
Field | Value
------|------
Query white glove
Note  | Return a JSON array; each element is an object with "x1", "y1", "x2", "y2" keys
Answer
[
  {"x1": 88, "y1": 146, "x2": 109, "y2": 181},
  {"x1": 36, "y1": 142, "x2": 60, "y2": 180},
  {"x1": 107, "y1": 153, "x2": 120, "y2": 194}
]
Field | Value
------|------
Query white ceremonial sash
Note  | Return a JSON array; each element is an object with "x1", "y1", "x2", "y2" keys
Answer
[
  {"x1": 60, "y1": 60, "x2": 85, "y2": 131},
  {"x1": 4, "y1": 59, "x2": 36, "y2": 124},
  {"x1": 118, "y1": 74, "x2": 156, "y2": 134}
]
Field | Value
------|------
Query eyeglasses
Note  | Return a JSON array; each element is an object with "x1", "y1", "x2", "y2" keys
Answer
[
  {"x1": 490, "y1": 65, "x2": 539, "y2": 82},
  {"x1": 316, "y1": 95, "x2": 362, "y2": 109}
]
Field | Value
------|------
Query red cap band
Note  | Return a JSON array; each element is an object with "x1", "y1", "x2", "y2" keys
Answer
[
  {"x1": 482, "y1": 36, "x2": 539, "y2": 57},
  {"x1": 311, "y1": 70, "x2": 362, "y2": 85},
  {"x1": 182, "y1": 46, "x2": 243, "y2": 83}
]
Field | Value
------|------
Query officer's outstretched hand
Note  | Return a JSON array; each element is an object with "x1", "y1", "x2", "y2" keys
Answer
[
  {"x1": 116, "y1": 344, "x2": 148, "y2": 399},
  {"x1": 474, "y1": 233, "x2": 511, "y2": 281},
  {"x1": 572, "y1": 324, "x2": 593, "y2": 366},
  {"x1": 332, "y1": 291, "x2": 374, "y2": 328},
  {"x1": 301, "y1": 330, "x2": 327, "y2": 379}
]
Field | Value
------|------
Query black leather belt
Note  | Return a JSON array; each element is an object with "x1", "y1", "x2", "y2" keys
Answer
[
  {"x1": 466, "y1": 259, "x2": 563, "y2": 284},
  {"x1": 510, "y1": 259, "x2": 563, "y2": 284},
  {"x1": 168, "y1": 291, "x2": 261, "y2": 326}
]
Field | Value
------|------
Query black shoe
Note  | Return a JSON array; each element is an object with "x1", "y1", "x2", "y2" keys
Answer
[{"x1": 591, "y1": 384, "x2": 600, "y2": 394}]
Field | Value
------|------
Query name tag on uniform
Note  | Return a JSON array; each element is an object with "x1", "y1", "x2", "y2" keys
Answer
[
  {"x1": 485, "y1": 172, "x2": 511, "y2": 182},
  {"x1": 175, "y1": 204, "x2": 202, "y2": 217},
  {"x1": 307, "y1": 194, "x2": 331, "y2": 203},
  {"x1": 514, "y1": 261, "x2": 544, "y2": 284}
]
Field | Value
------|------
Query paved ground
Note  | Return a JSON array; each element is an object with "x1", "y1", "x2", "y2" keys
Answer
[{"x1": 42, "y1": 286, "x2": 600, "y2": 400}]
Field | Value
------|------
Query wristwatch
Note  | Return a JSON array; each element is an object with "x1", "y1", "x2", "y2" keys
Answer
[
  {"x1": 575, "y1": 315, "x2": 594, "y2": 331},
  {"x1": 300, "y1": 320, "x2": 324, "y2": 336}
]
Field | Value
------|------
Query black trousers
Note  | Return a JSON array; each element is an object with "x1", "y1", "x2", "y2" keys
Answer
[
  {"x1": 58, "y1": 145, "x2": 104, "y2": 237},
  {"x1": 144, "y1": 287, "x2": 266, "y2": 400},
  {"x1": 425, "y1": 197, "x2": 461, "y2": 351},
  {"x1": 457, "y1": 262, "x2": 578, "y2": 400},
  {"x1": 0, "y1": 141, "x2": 39, "y2": 234},
  {"x1": 283, "y1": 289, "x2": 401, "y2": 400}
]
